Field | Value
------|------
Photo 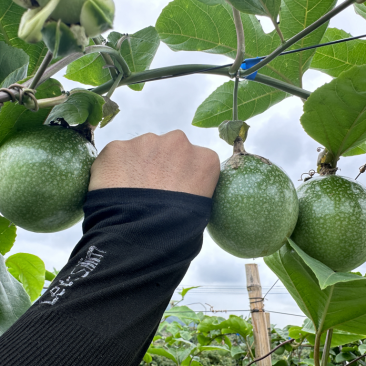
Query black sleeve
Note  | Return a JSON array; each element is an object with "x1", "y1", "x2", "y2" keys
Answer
[{"x1": 0, "y1": 188, "x2": 212, "y2": 366}]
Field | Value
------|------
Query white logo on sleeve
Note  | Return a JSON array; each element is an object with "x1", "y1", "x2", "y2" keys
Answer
[{"x1": 40, "y1": 246, "x2": 106, "y2": 306}]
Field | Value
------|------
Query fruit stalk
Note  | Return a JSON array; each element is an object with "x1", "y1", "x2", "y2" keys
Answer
[{"x1": 233, "y1": 77, "x2": 239, "y2": 120}]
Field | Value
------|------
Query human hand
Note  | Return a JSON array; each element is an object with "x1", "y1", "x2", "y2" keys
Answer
[{"x1": 88, "y1": 130, "x2": 220, "y2": 198}]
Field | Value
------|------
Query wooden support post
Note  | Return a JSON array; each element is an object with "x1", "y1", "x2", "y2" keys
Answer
[
  {"x1": 246, "y1": 264, "x2": 271, "y2": 366},
  {"x1": 265, "y1": 312, "x2": 271, "y2": 350}
]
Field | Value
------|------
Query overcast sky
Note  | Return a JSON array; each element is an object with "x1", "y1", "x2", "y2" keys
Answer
[{"x1": 8, "y1": 0, "x2": 366, "y2": 328}]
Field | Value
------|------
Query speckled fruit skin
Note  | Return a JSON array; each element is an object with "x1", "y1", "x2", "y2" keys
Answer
[
  {"x1": 0, "y1": 126, "x2": 97, "y2": 233},
  {"x1": 207, "y1": 154, "x2": 299, "y2": 258},
  {"x1": 291, "y1": 175, "x2": 366, "y2": 272}
]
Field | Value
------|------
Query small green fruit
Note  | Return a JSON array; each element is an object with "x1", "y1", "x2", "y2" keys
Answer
[
  {"x1": 291, "y1": 175, "x2": 366, "y2": 272},
  {"x1": 0, "y1": 126, "x2": 97, "y2": 233},
  {"x1": 207, "y1": 154, "x2": 299, "y2": 258},
  {"x1": 274, "y1": 346, "x2": 286, "y2": 355}
]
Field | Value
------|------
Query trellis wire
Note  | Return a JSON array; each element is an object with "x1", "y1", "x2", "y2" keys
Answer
[{"x1": 128, "y1": 33, "x2": 366, "y2": 86}]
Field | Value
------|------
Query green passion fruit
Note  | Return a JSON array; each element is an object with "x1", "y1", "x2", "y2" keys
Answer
[
  {"x1": 291, "y1": 175, "x2": 366, "y2": 272},
  {"x1": 207, "y1": 153, "x2": 299, "y2": 258},
  {"x1": 0, "y1": 126, "x2": 97, "y2": 233}
]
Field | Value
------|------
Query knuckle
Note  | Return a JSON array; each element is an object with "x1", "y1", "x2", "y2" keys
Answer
[{"x1": 166, "y1": 129, "x2": 189, "y2": 143}]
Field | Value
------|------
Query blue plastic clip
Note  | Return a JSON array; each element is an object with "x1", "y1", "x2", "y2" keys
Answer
[{"x1": 240, "y1": 57, "x2": 261, "y2": 80}]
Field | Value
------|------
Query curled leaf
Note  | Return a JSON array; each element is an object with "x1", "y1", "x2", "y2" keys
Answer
[
  {"x1": 80, "y1": 0, "x2": 115, "y2": 37},
  {"x1": 218, "y1": 120, "x2": 250, "y2": 146},
  {"x1": 101, "y1": 96, "x2": 120, "y2": 128},
  {"x1": 42, "y1": 20, "x2": 88, "y2": 58},
  {"x1": 18, "y1": 0, "x2": 60, "y2": 43}
]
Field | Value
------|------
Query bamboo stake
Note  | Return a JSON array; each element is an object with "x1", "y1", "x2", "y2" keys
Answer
[
  {"x1": 265, "y1": 312, "x2": 271, "y2": 350},
  {"x1": 246, "y1": 264, "x2": 271, "y2": 366}
]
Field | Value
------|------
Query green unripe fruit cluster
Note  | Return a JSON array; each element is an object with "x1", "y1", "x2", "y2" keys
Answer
[
  {"x1": 291, "y1": 175, "x2": 366, "y2": 272},
  {"x1": 207, "y1": 154, "x2": 299, "y2": 258},
  {"x1": 0, "y1": 126, "x2": 97, "y2": 233}
]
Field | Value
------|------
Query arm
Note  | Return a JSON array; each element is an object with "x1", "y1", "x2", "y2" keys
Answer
[{"x1": 0, "y1": 130, "x2": 220, "y2": 366}]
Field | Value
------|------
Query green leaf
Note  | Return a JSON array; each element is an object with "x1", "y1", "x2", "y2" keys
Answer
[
  {"x1": 157, "y1": 0, "x2": 335, "y2": 83},
  {"x1": 342, "y1": 141, "x2": 366, "y2": 157},
  {"x1": 354, "y1": 3, "x2": 366, "y2": 20},
  {"x1": 193, "y1": 80, "x2": 285, "y2": 127},
  {"x1": 178, "y1": 286, "x2": 200, "y2": 299},
  {"x1": 311, "y1": 28, "x2": 366, "y2": 78},
  {"x1": 306, "y1": 331, "x2": 366, "y2": 348},
  {"x1": 230, "y1": 345, "x2": 245, "y2": 358},
  {"x1": 45, "y1": 89, "x2": 105, "y2": 126},
  {"x1": 0, "y1": 216, "x2": 16, "y2": 256},
  {"x1": 65, "y1": 27, "x2": 160, "y2": 91},
  {"x1": 335, "y1": 352, "x2": 357, "y2": 363},
  {"x1": 164, "y1": 306, "x2": 200, "y2": 325},
  {"x1": 359, "y1": 344, "x2": 366, "y2": 354},
  {"x1": 108, "y1": 27, "x2": 160, "y2": 91},
  {"x1": 199, "y1": 345, "x2": 230, "y2": 353},
  {"x1": 100, "y1": 96, "x2": 120, "y2": 128},
  {"x1": 143, "y1": 353, "x2": 152, "y2": 364},
  {"x1": 301, "y1": 65, "x2": 366, "y2": 159},
  {"x1": 227, "y1": 0, "x2": 281, "y2": 20},
  {"x1": 158, "y1": 0, "x2": 335, "y2": 127},
  {"x1": 264, "y1": 243, "x2": 366, "y2": 336},
  {"x1": 6, "y1": 253, "x2": 45, "y2": 302},
  {"x1": 45, "y1": 269, "x2": 56, "y2": 282},
  {"x1": 288, "y1": 326, "x2": 309, "y2": 340},
  {"x1": 147, "y1": 347, "x2": 177, "y2": 363},
  {"x1": 198, "y1": 315, "x2": 252, "y2": 338},
  {"x1": 0, "y1": 254, "x2": 31, "y2": 335},
  {"x1": 0, "y1": 0, "x2": 49, "y2": 76},
  {"x1": 0, "y1": 78, "x2": 63, "y2": 147},
  {"x1": 288, "y1": 239, "x2": 365, "y2": 290},
  {"x1": 64, "y1": 38, "x2": 110, "y2": 87},
  {"x1": 0, "y1": 42, "x2": 29, "y2": 88}
]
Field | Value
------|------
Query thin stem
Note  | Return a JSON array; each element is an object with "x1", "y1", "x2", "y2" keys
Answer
[
  {"x1": 245, "y1": 336, "x2": 255, "y2": 360},
  {"x1": 228, "y1": 6, "x2": 245, "y2": 75},
  {"x1": 240, "y1": 0, "x2": 357, "y2": 78},
  {"x1": 273, "y1": 21, "x2": 285, "y2": 44},
  {"x1": 233, "y1": 76, "x2": 239, "y2": 120},
  {"x1": 29, "y1": 51, "x2": 53, "y2": 90},
  {"x1": 321, "y1": 329, "x2": 333, "y2": 366},
  {"x1": 253, "y1": 74, "x2": 311, "y2": 99},
  {"x1": 246, "y1": 339, "x2": 295, "y2": 366},
  {"x1": 92, "y1": 36, "x2": 118, "y2": 80},
  {"x1": 37, "y1": 94, "x2": 68, "y2": 109},
  {"x1": 106, "y1": 73, "x2": 123, "y2": 99},
  {"x1": 314, "y1": 332, "x2": 322, "y2": 366}
]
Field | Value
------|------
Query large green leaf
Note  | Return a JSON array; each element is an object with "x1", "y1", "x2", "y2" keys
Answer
[
  {"x1": 108, "y1": 27, "x2": 160, "y2": 91},
  {"x1": 0, "y1": 254, "x2": 31, "y2": 336},
  {"x1": 192, "y1": 79, "x2": 286, "y2": 127},
  {"x1": 0, "y1": 78, "x2": 63, "y2": 147},
  {"x1": 156, "y1": 0, "x2": 335, "y2": 83},
  {"x1": 0, "y1": 42, "x2": 29, "y2": 88},
  {"x1": 264, "y1": 242, "x2": 366, "y2": 336},
  {"x1": 301, "y1": 65, "x2": 366, "y2": 159},
  {"x1": 0, "y1": 216, "x2": 16, "y2": 256},
  {"x1": 311, "y1": 28, "x2": 366, "y2": 78},
  {"x1": 288, "y1": 239, "x2": 365, "y2": 290},
  {"x1": 65, "y1": 27, "x2": 160, "y2": 92},
  {"x1": 45, "y1": 89, "x2": 105, "y2": 126},
  {"x1": 156, "y1": 0, "x2": 335, "y2": 127},
  {"x1": 354, "y1": 3, "x2": 366, "y2": 20},
  {"x1": 6, "y1": 253, "x2": 45, "y2": 302},
  {"x1": 0, "y1": 0, "x2": 49, "y2": 76}
]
